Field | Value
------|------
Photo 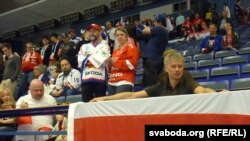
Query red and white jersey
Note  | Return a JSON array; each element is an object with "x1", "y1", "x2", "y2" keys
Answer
[
  {"x1": 78, "y1": 40, "x2": 110, "y2": 83},
  {"x1": 22, "y1": 51, "x2": 43, "y2": 72},
  {"x1": 108, "y1": 43, "x2": 139, "y2": 86}
]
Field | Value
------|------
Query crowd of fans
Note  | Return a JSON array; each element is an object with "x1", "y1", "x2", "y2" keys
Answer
[{"x1": 0, "y1": 0, "x2": 250, "y2": 140}]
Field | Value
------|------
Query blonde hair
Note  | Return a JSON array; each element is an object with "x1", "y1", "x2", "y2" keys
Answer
[
  {"x1": 0, "y1": 87, "x2": 15, "y2": 110},
  {"x1": 0, "y1": 86, "x2": 3, "y2": 110},
  {"x1": 115, "y1": 27, "x2": 129, "y2": 37},
  {"x1": 163, "y1": 49, "x2": 184, "y2": 65}
]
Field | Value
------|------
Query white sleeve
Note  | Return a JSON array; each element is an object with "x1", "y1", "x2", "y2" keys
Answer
[
  {"x1": 16, "y1": 96, "x2": 24, "y2": 109},
  {"x1": 55, "y1": 74, "x2": 63, "y2": 89},
  {"x1": 88, "y1": 44, "x2": 111, "y2": 68},
  {"x1": 69, "y1": 70, "x2": 81, "y2": 89},
  {"x1": 77, "y1": 45, "x2": 88, "y2": 69}
]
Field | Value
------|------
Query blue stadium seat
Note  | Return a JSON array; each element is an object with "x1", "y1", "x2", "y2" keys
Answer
[
  {"x1": 189, "y1": 69, "x2": 209, "y2": 81},
  {"x1": 210, "y1": 66, "x2": 240, "y2": 81},
  {"x1": 197, "y1": 58, "x2": 221, "y2": 69},
  {"x1": 240, "y1": 63, "x2": 250, "y2": 78},
  {"x1": 199, "y1": 80, "x2": 229, "y2": 91},
  {"x1": 137, "y1": 62, "x2": 143, "y2": 69},
  {"x1": 184, "y1": 56, "x2": 192, "y2": 62},
  {"x1": 138, "y1": 58, "x2": 143, "y2": 64},
  {"x1": 183, "y1": 50, "x2": 194, "y2": 56},
  {"x1": 193, "y1": 53, "x2": 213, "y2": 61},
  {"x1": 222, "y1": 55, "x2": 248, "y2": 65},
  {"x1": 238, "y1": 47, "x2": 250, "y2": 55},
  {"x1": 184, "y1": 62, "x2": 197, "y2": 70},
  {"x1": 242, "y1": 63, "x2": 250, "y2": 73},
  {"x1": 66, "y1": 95, "x2": 82, "y2": 103},
  {"x1": 136, "y1": 68, "x2": 143, "y2": 75},
  {"x1": 214, "y1": 50, "x2": 236, "y2": 58},
  {"x1": 135, "y1": 74, "x2": 143, "y2": 85},
  {"x1": 231, "y1": 78, "x2": 250, "y2": 90}
]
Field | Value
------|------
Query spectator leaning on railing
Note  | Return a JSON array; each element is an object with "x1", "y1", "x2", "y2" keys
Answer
[{"x1": 91, "y1": 50, "x2": 220, "y2": 102}]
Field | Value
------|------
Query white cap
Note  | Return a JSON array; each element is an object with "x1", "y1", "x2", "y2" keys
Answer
[{"x1": 80, "y1": 29, "x2": 85, "y2": 34}]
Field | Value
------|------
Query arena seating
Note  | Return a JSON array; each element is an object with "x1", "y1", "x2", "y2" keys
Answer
[{"x1": 56, "y1": 22, "x2": 250, "y2": 104}]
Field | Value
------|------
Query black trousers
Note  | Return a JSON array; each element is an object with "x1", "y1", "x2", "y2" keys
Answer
[
  {"x1": 81, "y1": 82, "x2": 107, "y2": 102},
  {"x1": 143, "y1": 58, "x2": 163, "y2": 87}
]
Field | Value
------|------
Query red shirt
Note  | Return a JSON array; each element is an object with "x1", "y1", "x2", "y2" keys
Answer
[
  {"x1": 22, "y1": 51, "x2": 43, "y2": 72},
  {"x1": 109, "y1": 43, "x2": 139, "y2": 84}
]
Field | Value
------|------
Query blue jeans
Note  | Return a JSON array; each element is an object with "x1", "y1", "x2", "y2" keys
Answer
[
  {"x1": 52, "y1": 86, "x2": 81, "y2": 102},
  {"x1": 108, "y1": 84, "x2": 133, "y2": 95}
]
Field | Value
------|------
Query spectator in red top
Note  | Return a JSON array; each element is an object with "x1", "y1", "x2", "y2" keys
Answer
[
  {"x1": 19, "y1": 42, "x2": 43, "y2": 97},
  {"x1": 182, "y1": 16, "x2": 193, "y2": 37},
  {"x1": 108, "y1": 27, "x2": 139, "y2": 95},
  {"x1": 182, "y1": 17, "x2": 192, "y2": 36},
  {"x1": 192, "y1": 13, "x2": 204, "y2": 32},
  {"x1": 223, "y1": 22, "x2": 241, "y2": 50}
]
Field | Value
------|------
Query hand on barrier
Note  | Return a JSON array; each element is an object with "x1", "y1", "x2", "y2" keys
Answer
[{"x1": 90, "y1": 97, "x2": 106, "y2": 102}]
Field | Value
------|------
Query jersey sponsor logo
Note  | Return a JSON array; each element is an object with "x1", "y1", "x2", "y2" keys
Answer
[
  {"x1": 85, "y1": 71, "x2": 103, "y2": 76},
  {"x1": 110, "y1": 73, "x2": 123, "y2": 78}
]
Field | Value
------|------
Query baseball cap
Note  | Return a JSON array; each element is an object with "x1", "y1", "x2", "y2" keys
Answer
[
  {"x1": 68, "y1": 29, "x2": 76, "y2": 33},
  {"x1": 154, "y1": 13, "x2": 167, "y2": 27},
  {"x1": 86, "y1": 23, "x2": 102, "y2": 31}
]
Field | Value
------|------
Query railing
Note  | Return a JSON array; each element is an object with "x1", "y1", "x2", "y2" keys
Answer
[{"x1": 0, "y1": 105, "x2": 69, "y2": 136}]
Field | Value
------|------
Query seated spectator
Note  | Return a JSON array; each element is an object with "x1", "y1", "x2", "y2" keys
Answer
[
  {"x1": 91, "y1": 50, "x2": 218, "y2": 102},
  {"x1": 201, "y1": 24, "x2": 222, "y2": 53},
  {"x1": 192, "y1": 13, "x2": 204, "y2": 32},
  {"x1": 51, "y1": 59, "x2": 81, "y2": 99},
  {"x1": 222, "y1": 22, "x2": 241, "y2": 50},
  {"x1": 48, "y1": 114, "x2": 67, "y2": 141},
  {"x1": 48, "y1": 60, "x2": 60, "y2": 79},
  {"x1": 108, "y1": 27, "x2": 139, "y2": 95},
  {"x1": 186, "y1": 25, "x2": 200, "y2": 41},
  {"x1": 0, "y1": 87, "x2": 17, "y2": 141},
  {"x1": 16, "y1": 79, "x2": 57, "y2": 141},
  {"x1": 195, "y1": 22, "x2": 210, "y2": 40},
  {"x1": 182, "y1": 16, "x2": 193, "y2": 38},
  {"x1": 33, "y1": 64, "x2": 50, "y2": 84},
  {"x1": 48, "y1": 66, "x2": 61, "y2": 86}
]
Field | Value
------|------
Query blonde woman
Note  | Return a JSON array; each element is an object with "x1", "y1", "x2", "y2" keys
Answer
[
  {"x1": 0, "y1": 88, "x2": 17, "y2": 141},
  {"x1": 108, "y1": 27, "x2": 140, "y2": 95}
]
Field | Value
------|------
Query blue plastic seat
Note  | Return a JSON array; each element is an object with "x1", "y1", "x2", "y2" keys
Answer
[
  {"x1": 222, "y1": 55, "x2": 248, "y2": 65},
  {"x1": 193, "y1": 53, "x2": 213, "y2": 61},
  {"x1": 231, "y1": 78, "x2": 250, "y2": 90},
  {"x1": 210, "y1": 66, "x2": 240, "y2": 81},
  {"x1": 184, "y1": 61, "x2": 197, "y2": 70},
  {"x1": 238, "y1": 47, "x2": 250, "y2": 55},
  {"x1": 189, "y1": 69, "x2": 209, "y2": 81},
  {"x1": 199, "y1": 80, "x2": 229, "y2": 91},
  {"x1": 214, "y1": 50, "x2": 236, "y2": 58},
  {"x1": 197, "y1": 58, "x2": 221, "y2": 69}
]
